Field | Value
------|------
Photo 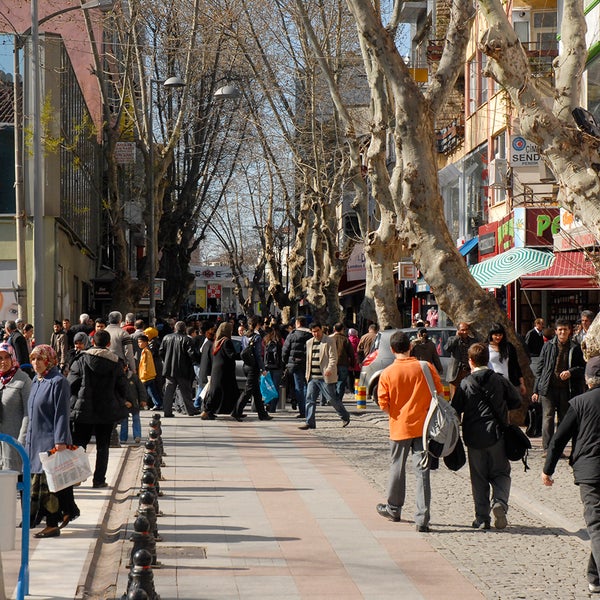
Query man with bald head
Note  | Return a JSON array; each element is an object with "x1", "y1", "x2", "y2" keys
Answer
[{"x1": 445, "y1": 322, "x2": 478, "y2": 399}]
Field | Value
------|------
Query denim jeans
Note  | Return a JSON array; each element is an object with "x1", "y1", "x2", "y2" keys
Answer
[
  {"x1": 305, "y1": 378, "x2": 350, "y2": 428},
  {"x1": 335, "y1": 366, "x2": 350, "y2": 405},
  {"x1": 120, "y1": 413, "x2": 142, "y2": 442},
  {"x1": 144, "y1": 379, "x2": 162, "y2": 409},
  {"x1": 292, "y1": 370, "x2": 307, "y2": 416}
]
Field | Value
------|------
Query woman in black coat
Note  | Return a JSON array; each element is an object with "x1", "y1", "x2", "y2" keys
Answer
[
  {"x1": 201, "y1": 322, "x2": 239, "y2": 419},
  {"x1": 487, "y1": 323, "x2": 525, "y2": 396}
]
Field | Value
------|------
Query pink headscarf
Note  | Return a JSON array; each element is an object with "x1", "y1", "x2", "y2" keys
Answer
[
  {"x1": 0, "y1": 342, "x2": 19, "y2": 384},
  {"x1": 30, "y1": 344, "x2": 58, "y2": 378}
]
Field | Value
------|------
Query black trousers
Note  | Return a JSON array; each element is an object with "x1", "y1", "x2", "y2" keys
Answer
[
  {"x1": 72, "y1": 422, "x2": 113, "y2": 486},
  {"x1": 235, "y1": 366, "x2": 268, "y2": 418},
  {"x1": 580, "y1": 483, "x2": 600, "y2": 585}
]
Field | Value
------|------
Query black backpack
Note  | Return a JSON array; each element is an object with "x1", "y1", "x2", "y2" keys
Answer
[
  {"x1": 240, "y1": 336, "x2": 257, "y2": 367},
  {"x1": 264, "y1": 341, "x2": 281, "y2": 370}
]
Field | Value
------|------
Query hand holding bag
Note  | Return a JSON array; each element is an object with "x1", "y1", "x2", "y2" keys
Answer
[
  {"x1": 260, "y1": 372, "x2": 279, "y2": 402},
  {"x1": 39, "y1": 445, "x2": 92, "y2": 492}
]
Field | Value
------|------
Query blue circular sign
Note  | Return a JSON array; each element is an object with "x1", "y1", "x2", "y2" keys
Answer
[{"x1": 512, "y1": 136, "x2": 526, "y2": 151}]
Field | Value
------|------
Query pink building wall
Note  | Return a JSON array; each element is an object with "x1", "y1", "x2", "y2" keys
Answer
[{"x1": 0, "y1": 0, "x2": 104, "y2": 128}]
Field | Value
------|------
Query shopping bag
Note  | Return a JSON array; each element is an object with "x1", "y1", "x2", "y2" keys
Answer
[
  {"x1": 199, "y1": 376, "x2": 211, "y2": 401},
  {"x1": 260, "y1": 372, "x2": 279, "y2": 402},
  {"x1": 39, "y1": 445, "x2": 92, "y2": 492}
]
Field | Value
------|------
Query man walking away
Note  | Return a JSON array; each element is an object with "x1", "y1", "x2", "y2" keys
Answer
[
  {"x1": 332, "y1": 322, "x2": 356, "y2": 406},
  {"x1": 542, "y1": 355, "x2": 600, "y2": 594},
  {"x1": 105, "y1": 311, "x2": 136, "y2": 373},
  {"x1": 452, "y1": 343, "x2": 521, "y2": 530},
  {"x1": 532, "y1": 318, "x2": 585, "y2": 453},
  {"x1": 357, "y1": 324, "x2": 378, "y2": 363},
  {"x1": 375, "y1": 331, "x2": 442, "y2": 532},
  {"x1": 282, "y1": 317, "x2": 313, "y2": 418},
  {"x1": 300, "y1": 322, "x2": 350, "y2": 431},
  {"x1": 69, "y1": 330, "x2": 128, "y2": 488},
  {"x1": 159, "y1": 321, "x2": 199, "y2": 417}
]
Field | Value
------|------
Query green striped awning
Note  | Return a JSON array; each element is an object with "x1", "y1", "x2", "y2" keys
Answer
[{"x1": 470, "y1": 247, "x2": 555, "y2": 289}]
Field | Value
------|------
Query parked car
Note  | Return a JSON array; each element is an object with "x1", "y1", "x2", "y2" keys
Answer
[{"x1": 358, "y1": 327, "x2": 457, "y2": 403}]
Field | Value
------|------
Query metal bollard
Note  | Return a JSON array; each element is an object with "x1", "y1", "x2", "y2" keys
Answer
[
  {"x1": 129, "y1": 516, "x2": 160, "y2": 568},
  {"x1": 121, "y1": 549, "x2": 159, "y2": 600},
  {"x1": 138, "y1": 491, "x2": 161, "y2": 542}
]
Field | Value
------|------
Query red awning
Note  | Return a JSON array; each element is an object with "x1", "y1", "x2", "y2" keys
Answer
[{"x1": 520, "y1": 251, "x2": 599, "y2": 289}]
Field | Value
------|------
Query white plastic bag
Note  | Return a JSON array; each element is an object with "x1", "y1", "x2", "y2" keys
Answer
[{"x1": 39, "y1": 446, "x2": 92, "y2": 492}]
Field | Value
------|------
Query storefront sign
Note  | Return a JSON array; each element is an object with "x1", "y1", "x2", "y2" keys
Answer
[
  {"x1": 554, "y1": 208, "x2": 597, "y2": 250},
  {"x1": 346, "y1": 244, "x2": 366, "y2": 282},
  {"x1": 194, "y1": 266, "x2": 233, "y2": 280},
  {"x1": 510, "y1": 135, "x2": 541, "y2": 168},
  {"x1": 398, "y1": 262, "x2": 418, "y2": 281},
  {"x1": 207, "y1": 284, "x2": 221, "y2": 299},
  {"x1": 497, "y1": 214, "x2": 514, "y2": 252},
  {"x1": 478, "y1": 222, "x2": 498, "y2": 258}
]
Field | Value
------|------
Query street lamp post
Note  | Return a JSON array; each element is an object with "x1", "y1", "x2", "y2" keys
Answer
[{"x1": 147, "y1": 76, "x2": 185, "y2": 327}]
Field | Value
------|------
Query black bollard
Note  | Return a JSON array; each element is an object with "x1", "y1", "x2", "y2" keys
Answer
[
  {"x1": 129, "y1": 516, "x2": 160, "y2": 568},
  {"x1": 143, "y1": 453, "x2": 162, "y2": 492},
  {"x1": 140, "y1": 471, "x2": 161, "y2": 515},
  {"x1": 126, "y1": 590, "x2": 149, "y2": 600},
  {"x1": 121, "y1": 549, "x2": 159, "y2": 600},
  {"x1": 148, "y1": 429, "x2": 165, "y2": 464},
  {"x1": 138, "y1": 490, "x2": 161, "y2": 541}
]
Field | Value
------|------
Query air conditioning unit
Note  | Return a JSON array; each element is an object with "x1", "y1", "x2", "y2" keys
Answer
[{"x1": 489, "y1": 158, "x2": 508, "y2": 189}]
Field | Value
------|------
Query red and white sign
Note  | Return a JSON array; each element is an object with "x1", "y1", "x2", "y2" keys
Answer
[{"x1": 207, "y1": 284, "x2": 221, "y2": 299}]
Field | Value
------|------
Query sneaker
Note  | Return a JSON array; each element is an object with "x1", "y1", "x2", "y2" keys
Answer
[
  {"x1": 492, "y1": 502, "x2": 507, "y2": 529},
  {"x1": 416, "y1": 524, "x2": 431, "y2": 533},
  {"x1": 342, "y1": 418, "x2": 350, "y2": 428},
  {"x1": 93, "y1": 481, "x2": 109, "y2": 489},
  {"x1": 589, "y1": 583, "x2": 600, "y2": 593},
  {"x1": 376, "y1": 503, "x2": 400, "y2": 522},
  {"x1": 134, "y1": 437, "x2": 141, "y2": 444},
  {"x1": 472, "y1": 519, "x2": 490, "y2": 530}
]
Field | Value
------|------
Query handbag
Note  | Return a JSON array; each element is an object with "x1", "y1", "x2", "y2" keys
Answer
[
  {"x1": 473, "y1": 372, "x2": 531, "y2": 471},
  {"x1": 260, "y1": 372, "x2": 279, "y2": 402},
  {"x1": 39, "y1": 445, "x2": 92, "y2": 492},
  {"x1": 443, "y1": 436, "x2": 466, "y2": 471}
]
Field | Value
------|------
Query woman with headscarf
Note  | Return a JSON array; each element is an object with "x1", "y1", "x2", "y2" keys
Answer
[
  {"x1": 487, "y1": 323, "x2": 526, "y2": 396},
  {"x1": 201, "y1": 322, "x2": 240, "y2": 420},
  {"x1": 0, "y1": 342, "x2": 31, "y2": 471},
  {"x1": 26, "y1": 344, "x2": 79, "y2": 537}
]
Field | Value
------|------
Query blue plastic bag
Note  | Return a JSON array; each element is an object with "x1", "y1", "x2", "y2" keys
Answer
[{"x1": 260, "y1": 372, "x2": 279, "y2": 402}]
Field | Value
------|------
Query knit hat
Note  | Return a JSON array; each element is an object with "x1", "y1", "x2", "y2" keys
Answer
[
  {"x1": 74, "y1": 332, "x2": 88, "y2": 344},
  {"x1": 585, "y1": 355, "x2": 600, "y2": 379},
  {"x1": 144, "y1": 327, "x2": 159, "y2": 340}
]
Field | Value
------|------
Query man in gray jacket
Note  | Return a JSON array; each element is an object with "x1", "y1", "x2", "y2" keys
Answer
[{"x1": 105, "y1": 311, "x2": 136, "y2": 373}]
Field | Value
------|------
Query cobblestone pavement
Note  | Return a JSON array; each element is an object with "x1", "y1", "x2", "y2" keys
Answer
[{"x1": 309, "y1": 400, "x2": 593, "y2": 600}]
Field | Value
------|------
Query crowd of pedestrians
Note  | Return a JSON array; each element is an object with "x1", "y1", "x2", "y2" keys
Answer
[{"x1": 1, "y1": 304, "x2": 600, "y2": 594}]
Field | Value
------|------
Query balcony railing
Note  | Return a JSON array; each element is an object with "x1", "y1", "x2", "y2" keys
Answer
[
  {"x1": 435, "y1": 117, "x2": 464, "y2": 155},
  {"x1": 521, "y1": 41, "x2": 558, "y2": 77}
]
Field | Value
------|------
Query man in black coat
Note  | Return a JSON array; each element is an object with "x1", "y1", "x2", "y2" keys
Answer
[
  {"x1": 452, "y1": 343, "x2": 521, "y2": 530},
  {"x1": 68, "y1": 330, "x2": 128, "y2": 488},
  {"x1": 444, "y1": 322, "x2": 478, "y2": 399},
  {"x1": 524, "y1": 318, "x2": 545, "y2": 357},
  {"x1": 542, "y1": 355, "x2": 600, "y2": 594},
  {"x1": 5, "y1": 320, "x2": 33, "y2": 378},
  {"x1": 532, "y1": 318, "x2": 585, "y2": 451},
  {"x1": 159, "y1": 321, "x2": 199, "y2": 417},
  {"x1": 282, "y1": 316, "x2": 313, "y2": 418}
]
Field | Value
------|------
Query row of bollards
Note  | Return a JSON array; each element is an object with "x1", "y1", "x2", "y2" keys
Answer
[{"x1": 121, "y1": 414, "x2": 166, "y2": 600}]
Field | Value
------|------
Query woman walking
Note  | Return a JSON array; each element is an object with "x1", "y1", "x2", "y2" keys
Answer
[
  {"x1": 26, "y1": 344, "x2": 79, "y2": 537},
  {"x1": 201, "y1": 322, "x2": 240, "y2": 419},
  {"x1": 487, "y1": 323, "x2": 526, "y2": 396}
]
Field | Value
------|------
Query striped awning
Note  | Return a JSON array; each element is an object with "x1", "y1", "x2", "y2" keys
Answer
[
  {"x1": 520, "y1": 251, "x2": 599, "y2": 289},
  {"x1": 470, "y1": 247, "x2": 555, "y2": 289}
]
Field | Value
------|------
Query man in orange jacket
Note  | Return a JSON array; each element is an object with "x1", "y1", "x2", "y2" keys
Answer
[{"x1": 376, "y1": 330, "x2": 442, "y2": 532}]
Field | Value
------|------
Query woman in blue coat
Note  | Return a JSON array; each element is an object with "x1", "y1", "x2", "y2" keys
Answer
[{"x1": 26, "y1": 344, "x2": 79, "y2": 537}]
